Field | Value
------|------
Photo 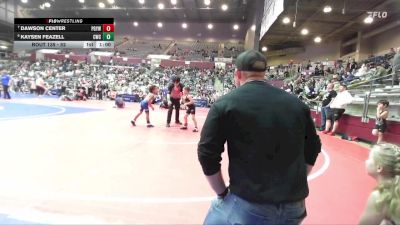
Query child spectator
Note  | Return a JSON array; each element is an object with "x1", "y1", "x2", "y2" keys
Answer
[
  {"x1": 372, "y1": 100, "x2": 389, "y2": 144},
  {"x1": 359, "y1": 144, "x2": 400, "y2": 225}
]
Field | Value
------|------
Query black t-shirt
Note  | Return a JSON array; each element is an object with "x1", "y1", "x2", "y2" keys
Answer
[
  {"x1": 198, "y1": 80, "x2": 321, "y2": 203},
  {"x1": 183, "y1": 95, "x2": 195, "y2": 110},
  {"x1": 321, "y1": 90, "x2": 337, "y2": 107}
]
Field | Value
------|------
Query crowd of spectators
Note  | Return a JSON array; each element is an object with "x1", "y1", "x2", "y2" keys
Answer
[
  {"x1": 281, "y1": 49, "x2": 399, "y2": 105},
  {"x1": 0, "y1": 59, "x2": 235, "y2": 106},
  {"x1": 1, "y1": 47, "x2": 399, "y2": 110}
]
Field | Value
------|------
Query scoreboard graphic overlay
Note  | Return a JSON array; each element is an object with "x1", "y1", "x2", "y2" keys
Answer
[{"x1": 14, "y1": 18, "x2": 115, "y2": 50}]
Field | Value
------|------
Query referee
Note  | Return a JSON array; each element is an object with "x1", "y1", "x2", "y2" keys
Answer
[
  {"x1": 198, "y1": 50, "x2": 321, "y2": 225},
  {"x1": 166, "y1": 76, "x2": 184, "y2": 127}
]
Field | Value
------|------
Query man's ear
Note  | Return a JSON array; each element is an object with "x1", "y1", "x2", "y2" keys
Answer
[{"x1": 236, "y1": 70, "x2": 242, "y2": 80}]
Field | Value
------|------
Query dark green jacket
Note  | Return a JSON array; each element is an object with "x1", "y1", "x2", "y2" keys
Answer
[{"x1": 198, "y1": 80, "x2": 321, "y2": 203}]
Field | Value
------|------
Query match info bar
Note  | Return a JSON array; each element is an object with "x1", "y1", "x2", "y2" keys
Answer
[{"x1": 14, "y1": 18, "x2": 115, "y2": 50}]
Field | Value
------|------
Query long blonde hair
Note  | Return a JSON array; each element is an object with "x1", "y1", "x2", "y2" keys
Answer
[{"x1": 372, "y1": 143, "x2": 400, "y2": 219}]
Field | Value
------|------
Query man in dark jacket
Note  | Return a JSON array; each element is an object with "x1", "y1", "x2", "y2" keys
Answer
[
  {"x1": 166, "y1": 76, "x2": 184, "y2": 127},
  {"x1": 198, "y1": 50, "x2": 321, "y2": 225}
]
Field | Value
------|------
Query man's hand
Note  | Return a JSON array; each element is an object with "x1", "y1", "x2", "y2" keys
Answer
[
  {"x1": 217, "y1": 187, "x2": 229, "y2": 199},
  {"x1": 205, "y1": 171, "x2": 227, "y2": 198}
]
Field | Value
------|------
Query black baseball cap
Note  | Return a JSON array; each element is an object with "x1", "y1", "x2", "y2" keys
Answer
[{"x1": 235, "y1": 50, "x2": 267, "y2": 72}]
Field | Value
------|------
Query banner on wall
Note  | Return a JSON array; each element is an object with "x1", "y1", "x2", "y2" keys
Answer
[
  {"x1": 215, "y1": 62, "x2": 226, "y2": 69},
  {"x1": 214, "y1": 57, "x2": 233, "y2": 63},
  {"x1": 260, "y1": 0, "x2": 284, "y2": 40}
]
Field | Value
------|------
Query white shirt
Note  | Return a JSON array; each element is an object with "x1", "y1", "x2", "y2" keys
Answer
[{"x1": 330, "y1": 90, "x2": 353, "y2": 109}]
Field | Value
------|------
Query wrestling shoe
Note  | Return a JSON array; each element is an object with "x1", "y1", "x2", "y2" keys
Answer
[
  {"x1": 180, "y1": 126, "x2": 188, "y2": 130},
  {"x1": 131, "y1": 121, "x2": 136, "y2": 126},
  {"x1": 193, "y1": 128, "x2": 199, "y2": 132},
  {"x1": 166, "y1": 123, "x2": 170, "y2": 127},
  {"x1": 147, "y1": 124, "x2": 154, "y2": 128}
]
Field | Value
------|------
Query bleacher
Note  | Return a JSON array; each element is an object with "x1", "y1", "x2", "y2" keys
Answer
[
  {"x1": 223, "y1": 42, "x2": 244, "y2": 58},
  {"x1": 168, "y1": 40, "x2": 246, "y2": 61},
  {"x1": 97, "y1": 39, "x2": 245, "y2": 61},
  {"x1": 61, "y1": 40, "x2": 246, "y2": 64},
  {"x1": 168, "y1": 41, "x2": 195, "y2": 59},
  {"x1": 339, "y1": 71, "x2": 400, "y2": 121},
  {"x1": 168, "y1": 41, "x2": 218, "y2": 61},
  {"x1": 116, "y1": 39, "x2": 173, "y2": 58}
]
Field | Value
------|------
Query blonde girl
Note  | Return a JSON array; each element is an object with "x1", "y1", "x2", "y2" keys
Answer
[{"x1": 359, "y1": 144, "x2": 400, "y2": 225}]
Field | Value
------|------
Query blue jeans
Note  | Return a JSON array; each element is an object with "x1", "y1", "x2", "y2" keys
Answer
[
  {"x1": 321, "y1": 106, "x2": 333, "y2": 130},
  {"x1": 320, "y1": 106, "x2": 327, "y2": 130},
  {"x1": 204, "y1": 193, "x2": 306, "y2": 225}
]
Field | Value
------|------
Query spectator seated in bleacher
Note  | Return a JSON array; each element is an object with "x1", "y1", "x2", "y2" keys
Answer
[
  {"x1": 342, "y1": 72, "x2": 357, "y2": 84},
  {"x1": 373, "y1": 63, "x2": 388, "y2": 83},
  {"x1": 392, "y1": 48, "x2": 400, "y2": 85},
  {"x1": 355, "y1": 64, "x2": 369, "y2": 78}
]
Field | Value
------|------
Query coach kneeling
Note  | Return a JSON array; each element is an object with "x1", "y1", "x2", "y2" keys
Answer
[{"x1": 198, "y1": 50, "x2": 321, "y2": 225}]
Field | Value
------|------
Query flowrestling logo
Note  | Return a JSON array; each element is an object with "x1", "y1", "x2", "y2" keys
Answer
[{"x1": 367, "y1": 11, "x2": 388, "y2": 19}]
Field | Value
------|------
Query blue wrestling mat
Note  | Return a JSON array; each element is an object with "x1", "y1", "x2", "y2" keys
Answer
[
  {"x1": 0, "y1": 213, "x2": 45, "y2": 224},
  {"x1": 0, "y1": 102, "x2": 101, "y2": 121}
]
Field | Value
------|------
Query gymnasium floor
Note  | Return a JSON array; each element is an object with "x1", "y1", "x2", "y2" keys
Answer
[{"x1": 0, "y1": 96, "x2": 376, "y2": 224}]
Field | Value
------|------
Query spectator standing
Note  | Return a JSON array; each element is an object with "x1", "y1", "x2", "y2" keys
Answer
[
  {"x1": 198, "y1": 50, "x2": 321, "y2": 225},
  {"x1": 392, "y1": 48, "x2": 400, "y2": 85},
  {"x1": 95, "y1": 81, "x2": 103, "y2": 100},
  {"x1": 29, "y1": 78, "x2": 36, "y2": 94},
  {"x1": 60, "y1": 80, "x2": 67, "y2": 97},
  {"x1": 35, "y1": 76, "x2": 46, "y2": 96},
  {"x1": 1, "y1": 70, "x2": 11, "y2": 99}
]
